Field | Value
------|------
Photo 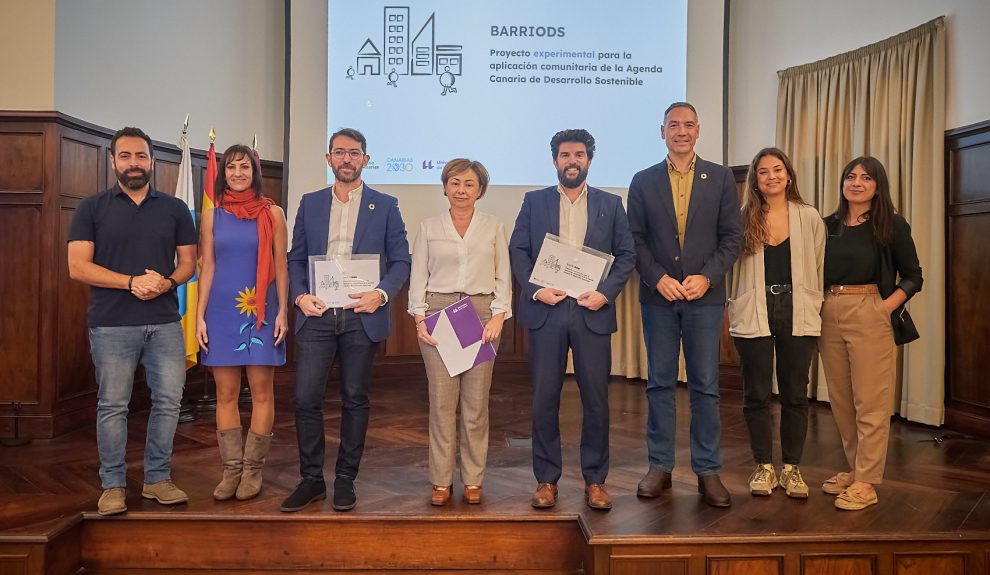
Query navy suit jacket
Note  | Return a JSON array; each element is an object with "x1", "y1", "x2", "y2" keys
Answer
[
  {"x1": 627, "y1": 156, "x2": 742, "y2": 307},
  {"x1": 288, "y1": 184, "x2": 411, "y2": 342},
  {"x1": 509, "y1": 186, "x2": 636, "y2": 335}
]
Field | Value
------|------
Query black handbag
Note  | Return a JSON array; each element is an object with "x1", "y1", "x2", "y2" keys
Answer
[
  {"x1": 877, "y1": 235, "x2": 921, "y2": 346},
  {"x1": 891, "y1": 305, "x2": 920, "y2": 346}
]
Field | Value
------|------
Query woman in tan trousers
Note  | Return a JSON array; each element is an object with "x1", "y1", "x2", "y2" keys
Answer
[
  {"x1": 820, "y1": 156, "x2": 922, "y2": 510},
  {"x1": 408, "y1": 159, "x2": 512, "y2": 506}
]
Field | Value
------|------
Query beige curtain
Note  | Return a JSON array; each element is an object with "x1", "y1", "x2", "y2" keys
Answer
[{"x1": 775, "y1": 17, "x2": 946, "y2": 425}]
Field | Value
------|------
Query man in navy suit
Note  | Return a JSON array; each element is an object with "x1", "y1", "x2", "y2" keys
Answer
[
  {"x1": 627, "y1": 102, "x2": 742, "y2": 507},
  {"x1": 281, "y1": 128, "x2": 410, "y2": 512},
  {"x1": 509, "y1": 129, "x2": 635, "y2": 510}
]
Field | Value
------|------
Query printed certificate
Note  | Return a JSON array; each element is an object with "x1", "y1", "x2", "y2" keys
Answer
[
  {"x1": 528, "y1": 234, "x2": 614, "y2": 299},
  {"x1": 308, "y1": 254, "x2": 380, "y2": 308}
]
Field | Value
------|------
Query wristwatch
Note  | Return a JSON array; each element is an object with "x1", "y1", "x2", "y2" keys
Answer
[{"x1": 166, "y1": 277, "x2": 179, "y2": 291}]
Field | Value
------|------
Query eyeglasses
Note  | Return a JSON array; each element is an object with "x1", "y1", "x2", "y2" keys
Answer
[{"x1": 330, "y1": 149, "x2": 365, "y2": 160}]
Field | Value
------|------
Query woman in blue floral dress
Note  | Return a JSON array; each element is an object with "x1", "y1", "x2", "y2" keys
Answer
[{"x1": 196, "y1": 144, "x2": 287, "y2": 501}]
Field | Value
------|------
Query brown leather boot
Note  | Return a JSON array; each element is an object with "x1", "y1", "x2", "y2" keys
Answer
[
  {"x1": 213, "y1": 427, "x2": 243, "y2": 501},
  {"x1": 236, "y1": 431, "x2": 273, "y2": 500}
]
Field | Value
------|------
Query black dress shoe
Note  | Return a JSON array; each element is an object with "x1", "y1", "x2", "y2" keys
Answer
[
  {"x1": 332, "y1": 476, "x2": 356, "y2": 511},
  {"x1": 697, "y1": 474, "x2": 732, "y2": 508},
  {"x1": 280, "y1": 479, "x2": 326, "y2": 512},
  {"x1": 637, "y1": 465, "x2": 673, "y2": 498}
]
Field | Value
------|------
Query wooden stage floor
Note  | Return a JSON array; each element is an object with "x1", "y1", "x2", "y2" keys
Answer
[{"x1": 2, "y1": 375, "x2": 990, "y2": 574}]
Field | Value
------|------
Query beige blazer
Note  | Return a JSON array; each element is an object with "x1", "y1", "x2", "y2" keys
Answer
[{"x1": 728, "y1": 202, "x2": 826, "y2": 338}]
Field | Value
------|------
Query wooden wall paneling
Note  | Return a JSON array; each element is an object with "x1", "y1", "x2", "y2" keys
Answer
[
  {"x1": 893, "y1": 552, "x2": 967, "y2": 575},
  {"x1": 945, "y1": 120, "x2": 990, "y2": 437},
  {"x1": 947, "y1": 214, "x2": 990, "y2": 410},
  {"x1": 0, "y1": 131, "x2": 44, "y2": 192},
  {"x1": 152, "y1": 158, "x2": 180, "y2": 197},
  {"x1": 0, "y1": 552, "x2": 30, "y2": 575},
  {"x1": 383, "y1": 286, "x2": 421, "y2": 358},
  {"x1": 58, "y1": 138, "x2": 100, "y2": 200},
  {"x1": 802, "y1": 554, "x2": 876, "y2": 575},
  {"x1": 0, "y1": 208, "x2": 42, "y2": 405},
  {"x1": 611, "y1": 555, "x2": 689, "y2": 575},
  {"x1": 259, "y1": 163, "x2": 283, "y2": 206},
  {"x1": 707, "y1": 556, "x2": 782, "y2": 575}
]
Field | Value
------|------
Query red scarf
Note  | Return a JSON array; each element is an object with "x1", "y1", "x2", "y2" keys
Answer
[{"x1": 222, "y1": 189, "x2": 275, "y2": 329}]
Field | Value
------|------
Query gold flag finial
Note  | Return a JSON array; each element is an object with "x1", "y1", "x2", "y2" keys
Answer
[
  {"x1": 252, "y1": 134, "x2": 258, "y2": 151},
  {"x1": 182, "y1": 114, "x2": 189, "y2": 135},
  {"x1": 209, "y1": 127, "x2": 216, "y2": 143}
]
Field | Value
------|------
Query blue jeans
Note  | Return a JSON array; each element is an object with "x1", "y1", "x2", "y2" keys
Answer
[
  {"x1": 294, "y1": 309, "x2": 379, "y2": 483},
  {"x1": 641, "y1": 303, "x2": 724, "y2": 475},
  {"x1": 88, "y1": 322, "x2": 186, "y2": 489}
]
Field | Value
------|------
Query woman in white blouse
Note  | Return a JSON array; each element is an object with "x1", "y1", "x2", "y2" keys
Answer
[{"x1": 408, "y1": 158, "x2": 512, "y2": 506}]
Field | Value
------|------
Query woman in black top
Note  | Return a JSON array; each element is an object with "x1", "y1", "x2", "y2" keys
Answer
[{"x1": 819, "y1": 156, "x2": 923, "y2": 511}]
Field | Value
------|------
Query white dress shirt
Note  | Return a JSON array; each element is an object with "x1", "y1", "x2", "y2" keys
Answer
[
  {"x1": 408, "y1": 209, "x2": 512, "y2": 318},
  {"x1": 326, "y1": 184, "x2": 362, "y2": 257},
  {"x1": 558, "y1": 183, "x2": 589, "y2": 247}
]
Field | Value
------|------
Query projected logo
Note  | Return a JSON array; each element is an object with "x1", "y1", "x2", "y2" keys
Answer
[{"x1": 351, "y1": 6, "x2": 463, "y2": 96}]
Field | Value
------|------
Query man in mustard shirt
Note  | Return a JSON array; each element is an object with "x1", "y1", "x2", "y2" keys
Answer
[{"x1": 626, "y1": 102, "x2": 742, "y2": 507}]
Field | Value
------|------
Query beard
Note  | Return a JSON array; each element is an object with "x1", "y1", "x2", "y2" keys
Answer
[
  {"x1": 557, "y1": 163, "x2": 588, "y2": 189},
  {"x1": 115, "y1": 167, "x2": 152, "y2": 190},
  {"x1": 332, "y1": 162, "x2": 363, "y2": 184}
]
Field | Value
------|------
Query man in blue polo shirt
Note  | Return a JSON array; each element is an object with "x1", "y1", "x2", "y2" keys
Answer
[{"x1": 68, "y1": 127, "x2": 198, "y2": 516}]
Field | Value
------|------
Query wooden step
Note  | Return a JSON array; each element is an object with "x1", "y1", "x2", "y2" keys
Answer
[
  {"x1": 83, "y1": 570, "x2": 583, "y2": 575},
  {"x1": 79, "y1": 513, "x2": 587, "y2": 572}
]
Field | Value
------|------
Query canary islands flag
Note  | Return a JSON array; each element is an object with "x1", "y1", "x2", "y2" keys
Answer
[{"x1": 175, "y1": 132, "x2": 199, "y2": 369}]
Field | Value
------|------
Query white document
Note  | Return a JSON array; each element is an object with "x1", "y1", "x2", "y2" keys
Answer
[
  {"x1": 528, "y1": 234, "x2": 614, "y2": 299},
  {"x1": 309, "y1": 255, "x2": 380, "y2": 308}
]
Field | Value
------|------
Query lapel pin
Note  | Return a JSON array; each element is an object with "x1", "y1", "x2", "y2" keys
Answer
[
  {"x1": 700, "y1": 173, "x2": 708, "y2": 180},
  {"x1": 369, "y1": 203, "x2": 376, "y2": 210}
]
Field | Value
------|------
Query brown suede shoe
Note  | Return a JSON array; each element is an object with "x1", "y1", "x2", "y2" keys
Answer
[
  {"x1": 531, "y1": 483, "x2": 558, "y2": 508},
  {"x1": 585, "y1": 483, "x2": 612, "y2": 510},
  {"x1": 697, "y1": 474, "x2": 732, "y2": 508},
  {"x1": 98, "y1": 488, "x2": 127, "y2": 516},
  {"x1": 637, "y1": 465, "x2": 672, "y2": 497},
  {"x1": 431, "y1": 485, "x2": 451, "y2": 506},
  {"x1": 463, "y1": 485, "x2": 483, "y2": 504}
]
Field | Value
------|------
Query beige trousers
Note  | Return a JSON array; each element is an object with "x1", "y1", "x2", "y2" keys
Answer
[
  {"x1": 420, "y1": 292, "x2": 500, "y2": 487},
  {"x1": 819, "y1": 289, "x2": 896, "y2": 484}
]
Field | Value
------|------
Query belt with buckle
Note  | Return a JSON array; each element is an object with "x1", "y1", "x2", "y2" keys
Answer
[
  {"x1": 827, "y1": 284, "x2": 879, "y2": 295},
  {"x1": 766, "y1": 284, "x2": 792, "y2": 295}
]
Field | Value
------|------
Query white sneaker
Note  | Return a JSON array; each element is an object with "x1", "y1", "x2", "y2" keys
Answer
[
  {"x1": 780, "y1": 464, "x2": 809, "y2": 499},
  {"x1": 748, "y1": 463, "x2": 778, "y2": 496}
]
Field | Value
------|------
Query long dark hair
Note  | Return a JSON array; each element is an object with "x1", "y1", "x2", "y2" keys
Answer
[
  {"x1": 836, "y1": 156, "x2": 895, "y2": 245},
  {"x1": 741, "y1": 147, "x2": 806, "y2": 255},
  {"x1": 215, "y1": 144, "x2": 263, "y2": 206}
]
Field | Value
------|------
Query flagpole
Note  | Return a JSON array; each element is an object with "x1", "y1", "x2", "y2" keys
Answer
[
  {"x1": 194, "y1": 127, "x2": 219, "y2": 413},
  {"x1": 172, "y1": 114, "x2": 199, "y2": 424}
]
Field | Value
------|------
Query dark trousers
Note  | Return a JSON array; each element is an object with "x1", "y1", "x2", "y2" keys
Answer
[
  {"x1": 529, "y1": 298, "x2": 611, "y2": 485},
  {"x1": 294, "y1": 308, "x2": 379, "y2": 482},
  {"x1": 733, "y1": 293, "x2": 815, "y2": 465}
]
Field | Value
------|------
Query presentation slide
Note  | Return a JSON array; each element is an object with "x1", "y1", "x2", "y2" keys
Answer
[{"x1": 328, "y1": 0, "x2": 688, "y2": 188}]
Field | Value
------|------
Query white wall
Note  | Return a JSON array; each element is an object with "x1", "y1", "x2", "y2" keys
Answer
[
  {"x1": 54, "y1": 0, "x2": 285, "y2": 159},
  {"x1": 728, "y1": 0, "x2": 990, "y2": 166},
  {"x1": 287, "y1": 0, "x2": 726, "y2": 241}
]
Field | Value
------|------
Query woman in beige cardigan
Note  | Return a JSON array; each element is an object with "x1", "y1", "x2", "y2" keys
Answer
[{"x1": 728, "y1": 148, "x2": 825, "y2": 499}]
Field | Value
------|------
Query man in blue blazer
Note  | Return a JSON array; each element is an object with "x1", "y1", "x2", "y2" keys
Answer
[
  {"x1": 281, "y1": 128, "x2": 410, "y2": 513},
  {"x1": 509, "y1": 129, "x2": 635, "y2": 510},
  {"x1": 627, "y1": 103, "x2": 742, "y2": 507}
]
